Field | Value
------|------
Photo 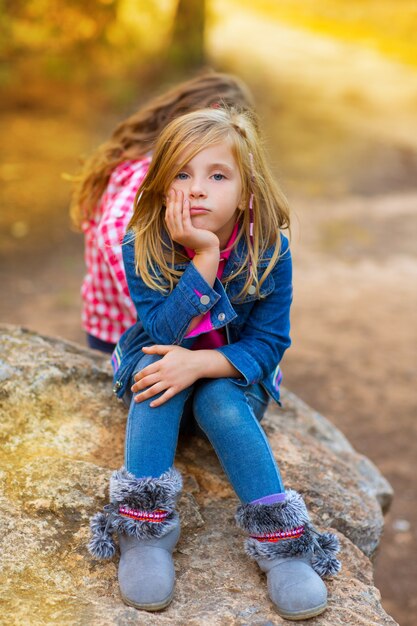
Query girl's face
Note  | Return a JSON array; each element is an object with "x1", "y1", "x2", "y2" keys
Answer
[{"x1": 170, "y1": 140, "x2": 243, "y2": 248}]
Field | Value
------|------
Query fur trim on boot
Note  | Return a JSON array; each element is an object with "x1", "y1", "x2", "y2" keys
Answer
[
  {"x1": 88, "y1": 467, "x2": 182, "y2": 560},
  {"x1": 236, "y1": 490, "x2": 341, "y2": 578}
]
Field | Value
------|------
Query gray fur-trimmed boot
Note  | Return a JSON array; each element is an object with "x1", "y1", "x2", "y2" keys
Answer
[
  {"x1": 88, "y1": 467, "x2": 182, "y2": 611},
  {"x1": 236, "y1": 490, "x2": 341, "y2": 621}
]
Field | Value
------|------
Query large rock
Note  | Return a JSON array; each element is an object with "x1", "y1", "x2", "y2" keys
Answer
[{"x1": 0, "y1": 326, "x2": 396, "y2": 625}]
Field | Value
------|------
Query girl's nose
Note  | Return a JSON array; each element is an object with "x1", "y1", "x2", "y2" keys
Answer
[{"x1": 189, "y1": 180, "x2": 207, "y2": 198}]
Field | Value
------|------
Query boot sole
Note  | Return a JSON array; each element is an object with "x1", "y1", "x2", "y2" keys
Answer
[
  {"x1": 120, "y1": 589, "x2": 174, "y2": 612},
  {"x1": 277, "y1": 601, "x2": 327, "y2": 621}
]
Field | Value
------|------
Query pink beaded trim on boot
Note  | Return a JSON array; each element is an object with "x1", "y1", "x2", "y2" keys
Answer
[
  {"x1": 250, "y1": 525, "x2": 305, "y2": 542},
  {"x1": 118, "y1": 506, "x2": 169, "y2": 523}
]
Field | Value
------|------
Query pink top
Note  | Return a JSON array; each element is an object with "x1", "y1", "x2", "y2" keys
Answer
[
  {"x1": 81, "y1": 158, "x2": 151, "y2": 343},
  {"x1": 183, "y1": 221, "x2": 239, "y2": 350}
]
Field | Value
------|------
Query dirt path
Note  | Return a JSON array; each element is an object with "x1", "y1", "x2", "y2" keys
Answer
[
  {"x1": 287, "y1": 192, "x2": 417, "y2": 625},
  {"x1": 1, "y1": 10, "x2": 416, "y2": 626}
]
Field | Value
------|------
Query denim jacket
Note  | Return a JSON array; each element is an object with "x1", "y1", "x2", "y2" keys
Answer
[{"x1": 112, "y1": 230, "x2": 292, "y2": 406}]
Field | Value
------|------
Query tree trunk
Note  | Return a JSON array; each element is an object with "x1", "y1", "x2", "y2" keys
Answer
[{"x1": 167, "y1": 0, "x2": 206, "y2": 72}]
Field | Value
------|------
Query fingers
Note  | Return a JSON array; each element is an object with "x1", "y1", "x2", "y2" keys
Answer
[
  {"x1": 132, "y1": 346, "x2": 172, "y2": 384},
  {"x1": 133, "y1": 382, "x2": 178, "y2": 407},
  {"x1": 133, "y1": 361, "x2": 159, "y2": 382},
  {"x1": 149, "y1": 388, "x2": 177, "y2": 408},
  {"x1": 134, "y1": 381, "x2": 166, "y2": 403},
  {"x1": 182, "y1": 198, "x2": 192, "y2": 230},
  {"x1": 164, "y1": 188, "x2": 175, "y2": 234},
  {"x1": 131, "y1": 372, "x2": 160, "y2": 393},
  {"x1": 142, "y1": 345, "x2": 171, "y2": 355},
  {"x1": 173, "y1": 189, "x2": 184, "y2": 232},
  {"x1": 165, "y1": 188, "x2": 184, "y2": 239}
]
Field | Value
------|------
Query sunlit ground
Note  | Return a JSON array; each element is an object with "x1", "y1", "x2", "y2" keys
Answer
[{"x1": 231, "y1": 0, "x2": 417, "y2": 67}]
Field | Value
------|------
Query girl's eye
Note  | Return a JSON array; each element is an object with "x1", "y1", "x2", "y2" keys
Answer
[
  {"x1": 212, "y1": 173, "x2": 225, "y2": 181},
  {"x1": 175, "y1": 172, "x2": 189, "y2": 180}
]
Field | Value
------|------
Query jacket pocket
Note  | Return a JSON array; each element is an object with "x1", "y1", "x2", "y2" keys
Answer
[
  {"x1": 228, "y1": 272, "x2": 275, "y2": 304},
  {"x1": 112, "y1": 322, "x2": 145, "y2": 397}
]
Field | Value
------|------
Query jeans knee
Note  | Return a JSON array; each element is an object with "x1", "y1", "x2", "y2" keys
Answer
[
  {"x1": 123, "y1": 353, "x2": 163, "y2": 406},
  {"x1": 194, "y1": 379, "x2": 230, "y2": 412},
  {"x1": 193, "y1": 379, "x2": 245, "y2": 433}
]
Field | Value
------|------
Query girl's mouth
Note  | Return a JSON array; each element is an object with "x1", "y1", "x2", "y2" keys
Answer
[{"x1": 190, "y1": 207, "x2": 210, "y2": 215}]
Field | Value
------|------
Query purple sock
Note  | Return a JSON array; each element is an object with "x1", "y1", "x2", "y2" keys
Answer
[{"x1": 250, "y1": 492, "x2": 286, "y2": 505}]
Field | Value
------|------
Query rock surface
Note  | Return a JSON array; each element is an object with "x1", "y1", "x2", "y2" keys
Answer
[{"x1": 0, "y1": 325, "x2": 397, "y2": 625}]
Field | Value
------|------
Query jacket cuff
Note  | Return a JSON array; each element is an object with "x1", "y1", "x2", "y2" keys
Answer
[
  {"x1": 216, "y1": 344, "x2": 263, "y2": 386},
  {"x1": 177, "y1": 261, "x2": 221, "y2": 315}
]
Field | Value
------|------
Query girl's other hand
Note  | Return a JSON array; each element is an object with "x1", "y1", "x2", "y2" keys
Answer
[
  {"x1": 165, "y1": 189, "x2": 219, "y2": 253},
  {"x1": 131, "y1": 345, "x2": 203, "y2": 407}
]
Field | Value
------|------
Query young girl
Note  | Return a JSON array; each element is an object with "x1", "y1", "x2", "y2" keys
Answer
[
  {"x1": 88, "y1": 108, "x2": 341, "y2": 620},
  {"x1": 70, "y1": 71, "x2": 254, "y2": 353}
]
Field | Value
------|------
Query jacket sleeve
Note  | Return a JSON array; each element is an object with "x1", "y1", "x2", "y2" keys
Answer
[
  {"x1": 122, "y1": 233, "x2": 236, "y2": 345},
  {"x1": 216, "y1": 234, "x2": 292, "y2": 386}
]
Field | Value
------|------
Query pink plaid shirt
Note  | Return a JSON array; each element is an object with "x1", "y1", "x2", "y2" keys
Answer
[{"x1": 81, "y1": 158, "x2": 151, "y2": 343}]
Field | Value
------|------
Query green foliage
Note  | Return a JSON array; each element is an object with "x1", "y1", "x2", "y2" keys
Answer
[{"x1": 0, "y1": 0, "x2": 186, "y2": 106}]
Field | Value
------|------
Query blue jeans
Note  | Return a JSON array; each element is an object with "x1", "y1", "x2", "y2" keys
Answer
[
  {"x1": 124, "y1": 354, "x2": 285, "y2": 503},
  {"x1": 87, "y1": 333, "x2": 116, "y2": 354}
]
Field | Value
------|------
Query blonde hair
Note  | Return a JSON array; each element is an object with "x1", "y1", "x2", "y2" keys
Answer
[
  {"x1": 128, "y1": 108, "x2": 290, "y2": 300},
  {"x1": 70, "y1": 71, "x2": 254, "y2": 229}
]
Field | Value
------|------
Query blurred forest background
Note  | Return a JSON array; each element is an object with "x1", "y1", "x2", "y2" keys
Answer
[{"x1": 1, "y1": 1, "x2": 416, "y2": 624}]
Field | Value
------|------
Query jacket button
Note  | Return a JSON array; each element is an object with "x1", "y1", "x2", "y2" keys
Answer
[
  {"x1": 218, "y1": 312, "x2": 226, "y2": 322},
  {"x1": 200, "y1": 295, "x2": 210, "y2": 305},
  {"x1": 248, "y1": 285, "x2": 256, "y2": 295}
]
